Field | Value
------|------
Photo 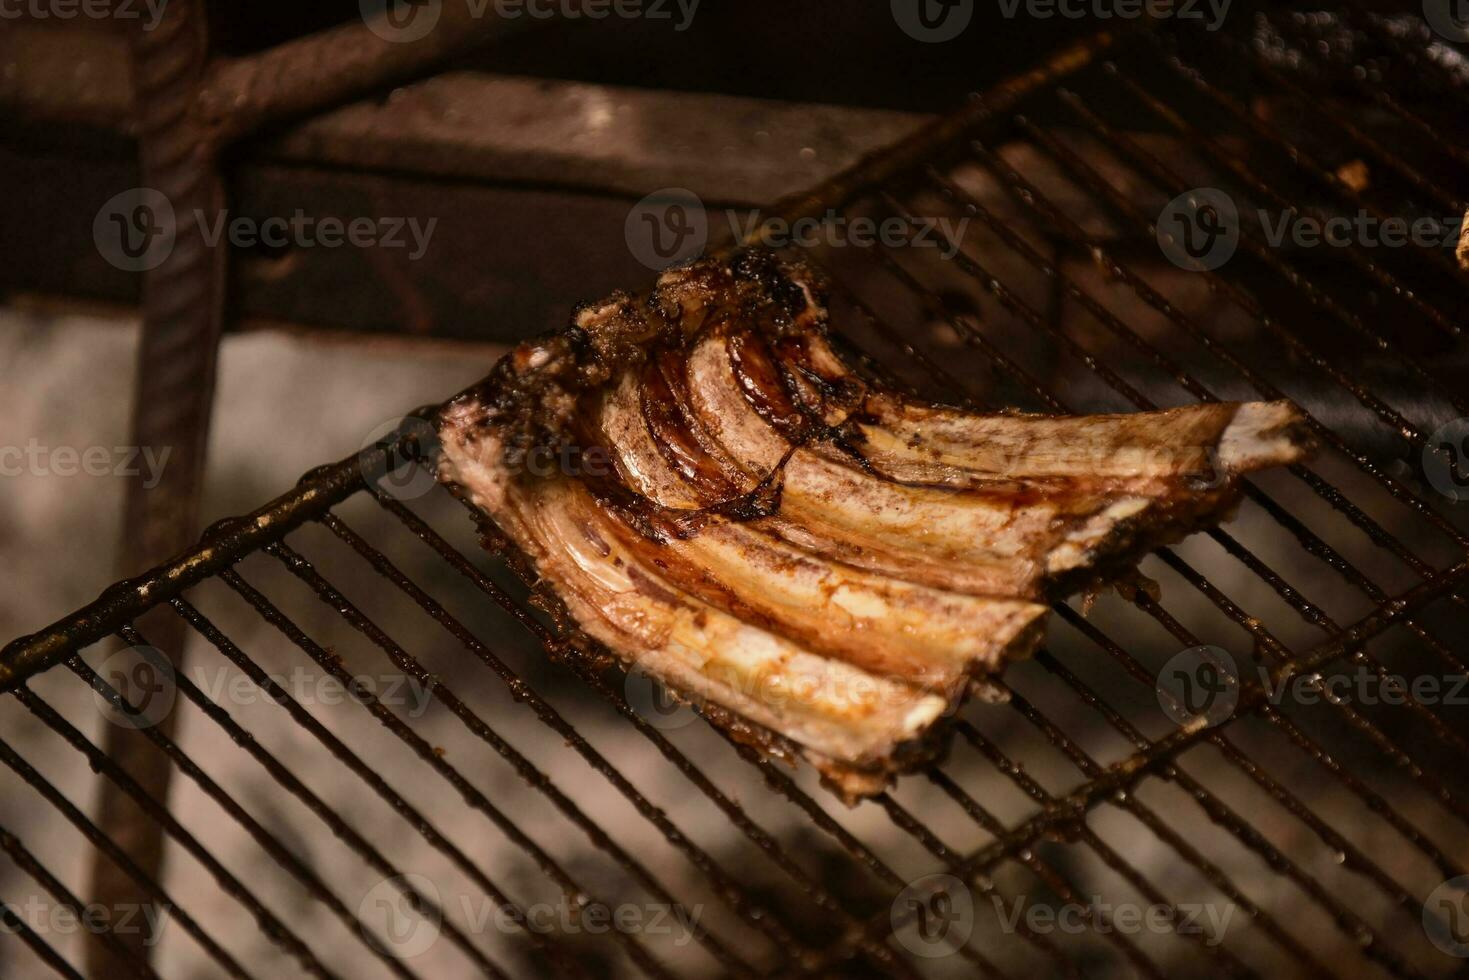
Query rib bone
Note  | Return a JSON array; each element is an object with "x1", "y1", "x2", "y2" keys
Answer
[{"x1": 437, "y1": 249, "x2": 1311, "y2": 801}]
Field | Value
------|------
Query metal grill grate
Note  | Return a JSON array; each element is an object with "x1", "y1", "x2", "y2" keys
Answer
[{"x1": 4, "y1": 10, "x2": 1469, "y2": 978}]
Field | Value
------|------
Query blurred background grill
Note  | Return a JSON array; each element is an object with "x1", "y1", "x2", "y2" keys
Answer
[{"x1": 2, "y1": 2, "x2": 1468, "y2": 977}]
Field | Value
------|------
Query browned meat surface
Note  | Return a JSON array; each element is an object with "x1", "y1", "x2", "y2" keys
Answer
[{"x1": 437, "y1": 249, "x2": 1311, "y2": 801}]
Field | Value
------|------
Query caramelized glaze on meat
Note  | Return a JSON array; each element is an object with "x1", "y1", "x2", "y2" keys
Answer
[{"x1": 437, "y1": 249, "x2": 1311, "y2": 801}]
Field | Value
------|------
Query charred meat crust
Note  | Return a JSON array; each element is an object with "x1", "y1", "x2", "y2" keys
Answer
[{"x1": 437, "y1": 248, "x2": 1312, "y2": 802}]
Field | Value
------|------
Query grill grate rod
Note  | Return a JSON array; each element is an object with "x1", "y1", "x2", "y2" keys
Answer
[
  {"x1": 834, "y1": 213, "x2": 1461, "y2": 956},
  {"x1": 1013, "y1": 115, "x2": 1439, "y2": 466},
  {"x1": 220, "y1": 563, "x2": 680, "y2": 979},
  {"x1": 934, "y1": 734, "x2": 1257, "y2": 979},
  {"x1": 167, "y1": 594, "x2": 578, "y2": 977},
  {"x1": 74, "y1": 649, "x2": 419, "y2": 979},
  {"x1": 1218, "y1": 27, "x2": 1465, "y2": 218},
  {"x1": 1083, "y1": 69, "x2": 1468, "y2": 397},
  {"x1": 0, "y1": 899, "x2": 83, "y2": 980},
  {"x1": 957, "y1": 710, "x2": 1329, "y2": 976},
  {"x1": 806, "y1": 559, "x2": 1469, "y2": 974},
  {"x1": 1055, "y1": 612, "x2": 1426, "y2": 979},
  {"x1": 315, "y1": 512, "x2": 806, "y2": 969},
  {"x1": 859, "y1": 185, "x2": 1469, "y2": 867},
  {"x1": 10, "y1": 687, "x2": 338, "y2": 979},
  {"x1": 1360, "y1": 85, "x2": 1469, "y2": 169},
  {"x1": 0, "y1": 822, "x2": 159, "y2": 980},
  {"x1": 411, "y1": 495, "x2": 1010, "y2": 978},
  {"x1": 873, "y1": 792, "x2": 1098, "y2": 979},
  {"x1": 111, "y1": 621, "x2": 513, "y2": 979},
  {"x1": 373, "y1": 490, "x2": 931, "y2": 977},
  {"x1": 961, "y1": 133, "x2": 1468, "y2": 555},
  {"x1": 0, "y1": 737, "x2": 252, "y2": 978}
]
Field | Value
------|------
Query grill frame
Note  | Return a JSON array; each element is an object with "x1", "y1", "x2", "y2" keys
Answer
[{"x1": 4, "y1": 9, "x2": 1469, "y2": 979}]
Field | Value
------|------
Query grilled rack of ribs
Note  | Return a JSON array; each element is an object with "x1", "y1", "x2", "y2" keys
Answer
[{"x1": 437, "y1": 249, "x2": 1311, "y2": 801}]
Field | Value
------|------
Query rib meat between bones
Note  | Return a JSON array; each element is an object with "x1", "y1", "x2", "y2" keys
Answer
[{"x1": 436, "y1": 250, "x2": 1311, "y2": 801}]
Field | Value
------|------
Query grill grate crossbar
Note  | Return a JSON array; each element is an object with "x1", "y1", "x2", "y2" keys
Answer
[{"x1": 830, "y1": 193, "x2": 1464, "y2": 974}]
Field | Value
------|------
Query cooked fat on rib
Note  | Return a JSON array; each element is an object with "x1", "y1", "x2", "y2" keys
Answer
[{"x1": 437, "y1": 249, "x2": 1311, "y2": 801}]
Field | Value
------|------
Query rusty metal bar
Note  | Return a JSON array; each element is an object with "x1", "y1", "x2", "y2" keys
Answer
[
  {"x1": 316, "y1": 511, "x2": 796, "y2": 970},
  {"x1": 744, "y1": 30, "x2": 1120, "y2": 244},
  {"x1": 963, "y1": 133, "x2": 1468, "y2": 554},
  {"x1": 165, "y1": 594, "x2": 575, "y2": 977},
  {"x1": 873, "y1": 176, "x2": 1469, "y2": 865},
  {"x1": 845, "y1": 190, "x2": 1463, "y2": 946},
  {"x1": 1086, "y1": 67, "x2": 1466, "y2": 395},
  {"x1": 11, "y1": 688, "x2": 337, "y2": 979},
  {"x1": 882, "y1": 183, "x2": 1469, "y2": 800},
  {"x1": 368, "y1": 491, "x2": 919, "y2": 975},
  {"x1": 111, "y1": 622, "x2": 511, "y2": 979},
  {"x1": 826, "y1": 559, "x2": 1469, "y2": 972},
  {"x1": 96, "y1": 0, "x2": 231, "y2": 967},
  {"x1": 0, "y1": 899, "x2": 84, "y2": 980},
  {"x1": 196, "y1": 4, "x2": 558, "y2": 148},
  {"x1": 220, "y1": 560, "x2": 678, "y2": 980},
  {"x1": 0, "y1": 824, "x2": 159, "y2": 980},
  {"x1": 0, "y1": 737, "x2": 252, "y2": 979}
]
